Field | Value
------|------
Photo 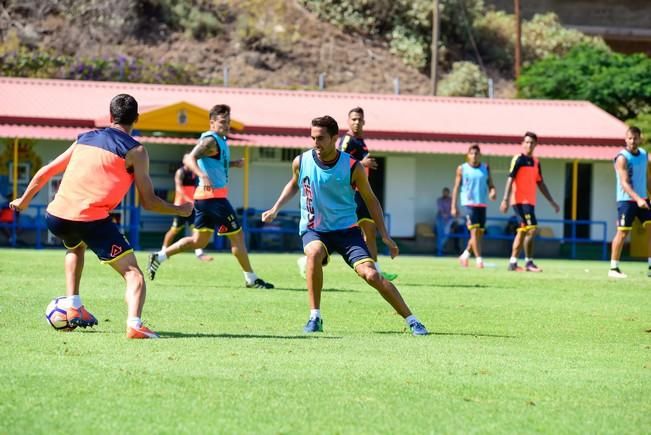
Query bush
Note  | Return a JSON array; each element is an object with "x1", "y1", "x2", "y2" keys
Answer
[
  {"x1": 437, "y1": 61, "x2": 488, "y2": 97},
  {"x1": 475, "y1": 11, "x2": 607, "y2": 75},
  {"x1": 518, "y1": 45, "x2": 651, "y2": 120}
]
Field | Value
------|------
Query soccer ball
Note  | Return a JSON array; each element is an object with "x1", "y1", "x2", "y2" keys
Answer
[{"x1": 45, "y1": 297, "x2": 75, "y2": 331}]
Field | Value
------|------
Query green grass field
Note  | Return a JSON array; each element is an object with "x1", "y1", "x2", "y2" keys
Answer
[{"x1": 0, "y1": 248, "x2": 650, "y2": 434}]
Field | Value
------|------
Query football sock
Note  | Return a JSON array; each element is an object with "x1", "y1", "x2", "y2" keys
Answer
[
  {"x1": 405, "y1": 314, "x2": 418, "y2": 326},
  {"x1": 476, "y1": 256, "x2": 483, "y2": 264},
  {"x1": 375, "y1": 262, "x2": 383, "y2": 273},
  {"x1": 127, "y1": 317, "x2": 142, "y2": 329},
  {"x1": 610, "y1": 260, "x2": 619, "y2": 269},
  {"x1": 68, "y1": 295, "x2": 82, "y2": 309},
  {"x1": 244, "y1": 271, "x2": 258, "y2": 284},
  {"x1": 509, "y1": 256, "x2": 518, "y2": 264},
  {"x1": 195, "y1": 248, "x2": 205, "y2": 257},
  {"x1": 525, "y1": 257, "x2": 532, "y2": 263},
  {"x1": 648, "y1": 258, "x2": 651, "y2": 267},
  {"x1": 460, "y1": 250, "x2": 471, "y2": 260},
  {"x1": 310, "y1": 309, "x2": 321, "y2": 320},
  {"x1": 156, "y1": 249, "x2": 168, "y2": 263}
]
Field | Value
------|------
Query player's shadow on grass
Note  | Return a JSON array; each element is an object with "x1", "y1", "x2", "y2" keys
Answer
[
  {"x1": 375, "y1": 331, "x2": 514, "y2": 338},
  {"x1": 402, "y1": 283, "x2": 492, "y2": 289},
  {"x1": 270, "y1": 287, "x2": 358, "y2": 292},
  {"x1": 158, "y1": 331, "x2": 343, "y2": 340}
]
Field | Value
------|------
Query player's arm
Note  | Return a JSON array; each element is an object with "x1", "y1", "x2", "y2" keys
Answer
[
  {"x1": 9, "y1": 143, "x2": 75, "y2": 212},
  {"x1": 184, "y1": 136, "x2": 217, "y2": 187},
  {"x1": 487, "y1": 165, "x2": 497, "y2": 200},
  {"x1": 360, "y1": 154, "x2": 378, "y2": 170},
  {"x1": 261, "y1": 156, "x2": 300, "y2": 223},
  {"x1": 353, "y1": 163, "x2": 399, "y2": 258},
  {"x1": 129, "y1": 146, "x2": 192, "y2": 216},
  {"x1": 615, "y1": 154, "x2": 648, "y2": 208},
  {"x1": 450, "y1": 165, "x2": 462, "y2": 217},
  {"x1": 500, "y1": 177, "x2": 514, "y2": 213}
]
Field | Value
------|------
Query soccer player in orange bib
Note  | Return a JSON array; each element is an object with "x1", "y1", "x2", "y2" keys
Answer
[
  {"x1": 499, "y1": 132, "x2": 560, "y2": 272},
  {"x1": 10, "y1": 94, "x2": 192, "y2": 339}
]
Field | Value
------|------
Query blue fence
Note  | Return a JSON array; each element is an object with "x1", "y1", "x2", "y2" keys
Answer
[
  {"x1": 436, "y1": 216, "x2": 609, "y2": 260},
  {"x1": 2, "y1": 204, "x2": 606, "y2": 259}
]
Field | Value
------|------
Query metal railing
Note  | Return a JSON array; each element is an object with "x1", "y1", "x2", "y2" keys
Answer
[{"x1": 436, "y1": 216, "x2": 609, "y2": 260}]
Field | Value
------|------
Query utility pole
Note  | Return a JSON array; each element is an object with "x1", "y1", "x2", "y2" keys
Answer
[
  {"x1": 514, "y1": 0, "x2": 522, "y2": 79},
  {"x1": 430, "y1": 0, "x2": 440, "y2": 96}
]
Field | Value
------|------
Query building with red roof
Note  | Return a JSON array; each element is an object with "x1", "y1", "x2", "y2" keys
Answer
[{"x1": 0, "y1": 77, "x2": 629, "y2": 247}]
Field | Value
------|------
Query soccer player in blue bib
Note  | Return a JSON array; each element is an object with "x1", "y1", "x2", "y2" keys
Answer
[
  {"x1": 451, "y1": 144, "x2": 496, "y2": 268},
  {"x1": 608, "y1": 126, "x2": 651, "y2": 279},
  {"x1": 262, "y1": 116, "x2": 427, "y2": 335}
]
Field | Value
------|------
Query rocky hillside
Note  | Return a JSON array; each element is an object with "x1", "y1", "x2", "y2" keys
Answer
[{"x1": 0, "y1": 0, "x2": 439, "y2": 95}]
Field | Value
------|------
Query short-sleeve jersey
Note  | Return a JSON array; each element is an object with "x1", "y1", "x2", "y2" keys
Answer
[
  {"x1": 339, "y1": 134, "x2": 368, "y2": 161},
  {"x1": 298, "y1": 150, "x2": 358, "y2": 235},
  {"x1": 509, "y1": 154, "x2": 542, "y2": 205},
  {"x1": 47, "y1": 128, "x2": 140, "y2": 221},
  {"x1": 615, "y1": 148, "x2": 648, "y2": 202},
  {"x1": 460, "y1": 162, "x2": 490, "y2": 206},
  {"x1": 194, "y1": 131, "x2": 230, "y2": 200}
]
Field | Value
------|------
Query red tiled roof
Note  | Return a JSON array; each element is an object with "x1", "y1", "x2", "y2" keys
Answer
[
  {"x1": 0, "y1": 124, "x2": 622, "y2": 161},
  {"x1": 0, "y1": 77, "x2": 627, "y2": 145}
]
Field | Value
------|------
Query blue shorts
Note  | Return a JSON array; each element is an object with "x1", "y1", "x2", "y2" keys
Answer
[
  {"x1": 194, "y1": 198, "x2": 241, "y2": 235},
  {"x1": 616, "y1": 200, "x2": 651, "y2": 230},
  {"x1": 301, "y1": 227, "x2": 373, "y2": 269},
  {"x1": 46, "y1": 213, "x2": 133, "y2": 263},
  {"x1": 171, "y1": 209, "x2": 195, "y2": 228},
  {"x1": 354, "y1": 191, "x2": 373, "y2": 223},
  {"x1": 463, "y1": 206, "x2": 486, "y2": 230},
  {"x1": 512, "y1": 204, "x2": 537, "y2": 231}
]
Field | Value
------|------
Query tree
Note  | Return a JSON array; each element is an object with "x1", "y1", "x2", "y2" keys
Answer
[{"x1": 517, "y1": 45, "x2": 651, "y2": 120}]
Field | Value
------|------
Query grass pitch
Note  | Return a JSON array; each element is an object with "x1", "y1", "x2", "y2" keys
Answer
[{"x1": 0, "y1": 248, "x2": 650, "y2": 434}]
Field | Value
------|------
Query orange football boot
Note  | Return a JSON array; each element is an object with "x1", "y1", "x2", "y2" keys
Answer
[
  {"x1": 126, "y1": 324, "x2": 160, "y2": 339},
  {"x1": 67, "y1": 305, "x2": 98, "y2": 328}
]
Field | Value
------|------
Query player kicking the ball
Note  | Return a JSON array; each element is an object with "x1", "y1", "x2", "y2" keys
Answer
[
  {"x1": 262, "y1": 115, "x2": 427, "y2": 335},
  {"x1": 10, "y1": 94, "x2": 191, "y2": 339}
]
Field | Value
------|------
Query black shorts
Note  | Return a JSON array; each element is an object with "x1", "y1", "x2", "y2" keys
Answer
[
  {"x1": 512, "y1": 204, "x2": 537, "y2": 231},
  {"x1": 194, "y1": 198, "x2": 241, "y2": 235},
  {"x1": 171, "y1": 209, "x2": 195, "y2": 228},
  {"x1": 616, "y1": 200, "x2": 651, "y2": 230},
  {"x1": 354, "y1": 191, "x2": 373, "y2": 223},
  {"x1": 463, "y1": 206, "x2": 486, "y2": 230},
  {"x1": 301, "y1": 227, "x2": 373, "y2": 269},
  {"x1": 46, "y1": 213, "x2": 133, "y2": 263}
]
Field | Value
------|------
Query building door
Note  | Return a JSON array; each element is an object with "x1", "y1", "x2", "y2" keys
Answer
[
  {"x1": 368, "y1": 156, "x2": 386, "y2": 208},
  {"x1": 385, "y1": 156, "x2": 416, "y2": 237},
  {"x1": 564, "y1": 163, "x2": 592, "y2": 239}
]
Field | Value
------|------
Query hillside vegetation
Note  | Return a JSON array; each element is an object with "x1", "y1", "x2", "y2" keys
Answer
[{"x1": 0, "y1": 0, "x2": 605, "y2": 98}]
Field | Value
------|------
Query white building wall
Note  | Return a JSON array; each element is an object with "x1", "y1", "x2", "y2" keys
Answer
[
  {"x1": 14, "y1": 141, "x2": 616, "y2": 245},
  {"x1": 592, "y1": 161, "x2": 617, "y2": 240}
]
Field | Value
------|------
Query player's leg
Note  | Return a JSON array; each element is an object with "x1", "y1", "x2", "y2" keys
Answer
[
  {"x1": 148, "y1": 229, "x2": 212, "y2": 280},
  {"x1": 161, "y1": 218, "x2": 182, "y2": 248},
  {"x1": 356, "y1": 192, "x2": 397, "y2": 281},
  {"x1": 108, "y1": 253, "x2": 158, "y2": 339},
  {"x1": 45, "y1": 214, "x2": 98, "y2": 328},
  {"x1": 459, "y1": 210, "x2": 473, "y2": 267},
  {"x1": 609, "y1": 201, "x2": 632, "y2": 278},
  {"x1": 339, "y1": 227, "x2": 427, "y2": 335},
  {"x1": 522, "y1": 206, "x2": 542, "y2": 272},
  {"x1": 302, "y1": 232, "x2": 329, "y2": 332},
  {"x1": 508, "y1": 205, "x2": 528, "y2": 271},
  {"x1": 64, "y1": 243, "x2": 85, "y2": 297},
  {"x1": 148, "y1": 201, "x2": 212, "y2": 280}
]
